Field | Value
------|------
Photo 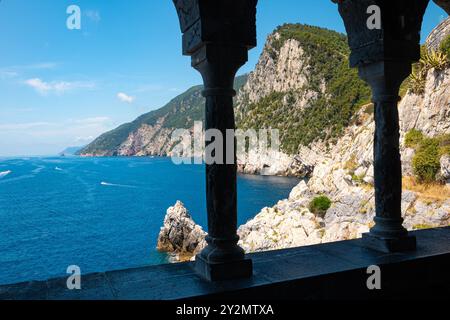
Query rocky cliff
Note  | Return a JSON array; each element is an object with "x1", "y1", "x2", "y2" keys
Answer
[
  {"x1": 78, "y1": 76, "x2": 247, "y2": 157},
  {"x1": 158, "y1": 64, "x2": 450, "y2": 262},
  {"x1": 80, "y1": 24, "x2": 371, "y2": 177},
  {"x1": 235, "y1": 24, "x2": 370, "y2": 175}
]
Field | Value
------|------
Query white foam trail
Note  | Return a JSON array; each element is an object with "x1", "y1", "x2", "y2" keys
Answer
[
  {"x1": 101, "y1": 181, "x2": 136, "y2": 188},
  {"x1": 32, "y1": 166, "x2": 44, "y2": 174},
  {"x1": 0, "y1": 170, "x2": 11, "y2": 178},
  {"x1": 55, "y1": 167, "x2": 63, "y2": 171}
]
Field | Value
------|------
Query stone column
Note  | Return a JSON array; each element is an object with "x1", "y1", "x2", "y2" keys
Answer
[
  {"x1": 193, "y1": 44, "x2": 252, "y2": 281},
  {"x1": 173, "y1": 0, "x2": 257, "y2": 280},
  {"x1": 359, "y1": 61, "x2": 416, "y2": 252},
  {"x1": 334, "y1": 0, "x2": 430, "y2": 252}
]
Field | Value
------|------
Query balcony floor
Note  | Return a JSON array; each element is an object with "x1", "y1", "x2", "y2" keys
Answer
[{"x1": 1, "y1": 227, "x2": 450, "y2": 300}]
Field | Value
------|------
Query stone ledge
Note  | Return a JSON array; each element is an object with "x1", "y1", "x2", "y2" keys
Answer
[{"x1": 1, "y1": 227, "x2": 449, "y2": 300}]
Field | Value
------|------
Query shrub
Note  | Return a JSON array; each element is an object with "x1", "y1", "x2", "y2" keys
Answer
[
  {"x1": 407, "y1": 46, "x2": 449, "y2": 95},
  {"x1": 438, "y1": 133, "x2": 450, "y2": 156},
  {"x1": 309, "y1": 196, "x2": 332, "y2": 217},
  {"x1": 363, "y1": 103, "x2": 374, "y2": 115},
  {"x1": 352, "y1": 174, "x2": 365, "y2": 185},
  {"x1": 404, "y1": 129, "x2": 424, "y2": 149},
  {"x1": 344, "y1": 155, "x2": 358, "y2": 173},
  {"x1": 440, "y1": 34, "x2": 450, "y2": 57},
  {"x1": 413, "y1": 224, "x2": 433, "y2": 230},
  {"x1": 412, "y1": 138, "x2": 441, "y2": 183},
  {"x1": 422, "y1": 49, "x2": 449, "y2": 71},
  {"x1": 408, "y1": 66, "x2": 427, "y2": 95}
]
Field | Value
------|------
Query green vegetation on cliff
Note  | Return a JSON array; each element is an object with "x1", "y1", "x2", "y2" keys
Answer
[
  {"x1": 82, "y1": 24, "x2": 372, "y2": 157},
  {"x1": 79, "y1": 75, "x2": 247, "y2": 155},
  {"x1": 408, "y1": 44, "x2": 450, "y2": 95},
  {"x1": 237, "y1": 24, "x2": 371, "y2": 154},
  {"x1": 309, "y1": 195, "x2": 332, "y2": 217},
  {"x1": 405, "y1": 129, "x2": 450, "y2": 183}
]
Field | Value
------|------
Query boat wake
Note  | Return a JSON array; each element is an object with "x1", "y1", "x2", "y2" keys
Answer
[
  {"x1": 0, "y1": 170, "x2": 11, "y2": 178},
  {"x1": 55, "y1": 167, "x2": 63, "y2": 171},
  {"x1": 32, "y1": 166, "x2": 45, "y2": 174},
  {"x1": 100, "y1": 181, "x2": 136, "y2": 188}
]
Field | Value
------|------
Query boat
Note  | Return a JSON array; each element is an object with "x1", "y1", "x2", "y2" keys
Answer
[{"x1": 0, "y1": 170, "x2": 12, "y2": 178}]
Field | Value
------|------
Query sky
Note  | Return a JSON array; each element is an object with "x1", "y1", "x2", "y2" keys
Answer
[{"x1": 0, "y1": 0, "x2": 448, "y2": 157}]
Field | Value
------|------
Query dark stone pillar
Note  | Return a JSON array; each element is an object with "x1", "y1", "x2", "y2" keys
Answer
[
  {"x1": 359, "y1": 61, "x2": 416, "y2": 252},
  {"x1": 173, "y1": 0, "x2": 257, "y2": 280},
  {"x1": 193, "y1": 45, "x2": 252, "y2": 281},
  {"x1": 334, "y1": 0, "x2": 430, "y2": 252}
]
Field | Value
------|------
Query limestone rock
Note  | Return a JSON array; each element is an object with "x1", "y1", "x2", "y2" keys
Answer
[
  {"x1": 157, "y1": 27, "x2": 450, "y2": 263},
  {"x1": 440, "y1": 155, "x2": 450, "y2": 184},
  {"x1": 288, "y1": 180, "x2": 310, "y2": 201},
  {"x1": 235, "y1": 36, "x2": 312, "y2": 107},
  {"x1": 157, "y1": 201, "x2": 207, "y2": 261}
]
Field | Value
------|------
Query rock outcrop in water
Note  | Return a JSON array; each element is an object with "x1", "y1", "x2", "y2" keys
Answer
[
  {"x1": 161, "y1": 183, "x2": 449, "y2": 261},
  {"x1": 157, "y1": 201, "x2": 207, "y2": 262}
]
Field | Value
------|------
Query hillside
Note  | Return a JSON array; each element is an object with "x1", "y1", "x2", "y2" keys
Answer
[
  {"x1": 236, "y1": 24, "x2": 371, "y2": 154},
  {"x1": 59, "y1": 146, "x2": 84, "y2": 156},
  {"x1": 79, "y1": 24, "x2": 370, "y2": 169},
  {"x1": 78, "y1": 75, "x2": 247, "y2": 156}
]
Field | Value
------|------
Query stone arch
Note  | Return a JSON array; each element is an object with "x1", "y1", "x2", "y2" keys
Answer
[{"x1": 434, "y1": 0, "x2": 450, "y2": 14}]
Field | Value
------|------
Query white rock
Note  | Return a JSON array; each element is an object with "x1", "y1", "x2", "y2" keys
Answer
[
  {"x1": 289, "y1": 180, "x2": 309, "y2": 201},
  {"x1": 440, "y1": 155, "x2": 450, "y2": 182},
  {"x1": 157, "y1": 201, "x2": 207, "y2": 261}
]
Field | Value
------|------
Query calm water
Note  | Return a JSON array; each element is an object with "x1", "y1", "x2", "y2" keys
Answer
[{"x1": 0, "y1": 157, "x2": 298, "y2": 285}]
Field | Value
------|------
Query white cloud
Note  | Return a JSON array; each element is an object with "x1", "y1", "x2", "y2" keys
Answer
[
  {"x1": 75, "y1": 136, "x2": 94, "y2": 143},
  {"x1": 134, "y1": 84, "x2": 182, "y2": 94},
  {"x1": 0, "y1": 70, "x2": 19, "y2": 79},
  {"x1": 85, "y1": 10, "x2": 101, "y2": 22},
  {"x1": 0, "y1": 118, "x2": 111, "y2": 133},
  {"x1": 0, "y1": 62, "x2": 57, "y2": 74},
  {"x1": 26, "y1": 62, "x2": 58, "y2": 70},
  {"x1": 0, "y1": 122, "x2": 54, "y2": 130},
  {"x1": 117, "y1": 92, "x2": 135, "y2": 103},
  {"x1": 134, "y1": 84, "x2": 164, "y2": 93},
  {"x1": 25, "y1": 78, "x2": 95, "y2": 95},
  {"x1": 73, "y1": 117, "x2": 111, "y2": 125},
  {"x1": 0, "y1": 117, "x2": 114, "y2": 155}
]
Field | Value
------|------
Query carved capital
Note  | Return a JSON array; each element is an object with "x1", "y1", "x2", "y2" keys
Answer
[
  {"x1": 358, "y1": 61, "x2": 411, "y2": 101},
  {"x1": 333, "y1": 0, "x2": 429, "y2": 67},
  {"x1": 173, "y1": 0, "x2": 258, "y2": 55},
  {"x1": 192, "y1": 44, "x2": 248, "y2": 91}
]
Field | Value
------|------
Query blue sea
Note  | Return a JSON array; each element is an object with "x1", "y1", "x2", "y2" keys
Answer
[{"x1": 0, "y1": 157, "x2": 299, "y2": 285}]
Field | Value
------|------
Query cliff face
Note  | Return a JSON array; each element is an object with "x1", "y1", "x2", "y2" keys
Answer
[
  {"x1": 156, "y1": 21, "x2": 450, "y2": 261},
  {"x1": 158, "y1": 66, "x2": 450, "y2": 261},
  {"x1": 234, "y1": 24, "x2": 370, "y2": 175},
  {"x1": 236, "y1": 70, "x2": 450, "y2": 253},
  {"x1": 79, "y1": 76, "x2": 246, "y2": 157},
  {"x1": 80, "y1": 24, "x2": 371, "y2": 177}
]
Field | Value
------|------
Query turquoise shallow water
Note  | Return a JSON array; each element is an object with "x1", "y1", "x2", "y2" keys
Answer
[{"x1": 0, "y1": 156, "x2": 299, "y2": 285}]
